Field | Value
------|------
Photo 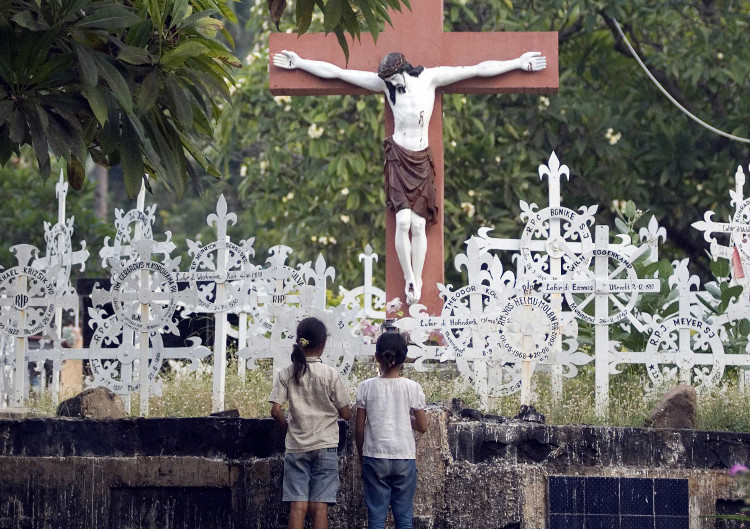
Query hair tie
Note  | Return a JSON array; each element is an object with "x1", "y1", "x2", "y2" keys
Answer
[{"x1": 298, "y1": 338, "x2": 309, "y2": 348}]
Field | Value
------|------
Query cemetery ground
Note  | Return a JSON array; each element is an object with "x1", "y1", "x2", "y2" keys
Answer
[{"x1": 22, "y1": 355, "x2": 750, "y2": 432}]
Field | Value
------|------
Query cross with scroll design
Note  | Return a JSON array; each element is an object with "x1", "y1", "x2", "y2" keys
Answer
[{"x1": 269, "y1": 1, "x2": 558, "y2": 315}]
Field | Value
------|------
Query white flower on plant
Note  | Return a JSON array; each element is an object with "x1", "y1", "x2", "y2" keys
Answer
[
  {"x1": 717, "y1": 52, "x2": 724, "y2": 60},
  {"x1": 239, "y1": 164, "x2": 247, "y2": 177},
  {"x1": 605, "y1": 128, "x2": 622, "y2": 145},
  {"x1": 338, "y1": 128, "x2": 345, "y2": 135},
  {"x1": 341, "y1": 188, "x2": 350, "y2": 196},
  {"x1": 286, "y1": 192, "x2": 294, "y2": 200},
  {"x1": 461, "y1": 202, "x2": 476, "y2": 217},
  {"x1": 319, "y1": 236, "x2": 328, "y2": 244},
  {"x1": 386, "y1": 298, "x2": 403, "y2": 313},
  {"x1": 450, "y1": 140, "x2": 457, "y2": 148},
  {"x1": 259, "y1": 160, "x2": 269, "y2": 175},
  {"x1": 461, "y1": 97, "x2": 467, "y2": 104},
  {"x1": 311, "y1": 236, "x2": 317, "y2": 242},
  {"x1": 274, "y1": 95, "x2": 291, "y2": 106},
  {"x1": 340, "y1": 214, "x2": 350, "y2": 223},
  {"x1": 696, "y1": 183, "x2": 704, "y2": 191},
  {"x1": 495, "y1": 156, "x2": 501, "y2": 163},
  {"x1": 329, "y1": 237, "x2": 337, "y2": 244},
  {"x1": 308, "y1": 123, "x2": 324, "y2": 139},
  {"x1": 468, "y1": 189, "x2": 475, "y2": 197},
  {"x1": 538, "y1": 96, "x2": 550, "y2": 111}
]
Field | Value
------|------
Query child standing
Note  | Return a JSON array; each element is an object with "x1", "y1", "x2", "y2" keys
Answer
[
  {"x1": 269, "y1": 317, "x2": 352, "y2": 529},
  {"x1": 355, "y1": 332, "x2": 427, "y2": 529}
]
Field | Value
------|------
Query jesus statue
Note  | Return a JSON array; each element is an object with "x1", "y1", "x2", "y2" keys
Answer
[{"x1": 273, "y1": 50, "x2": 547, "y2": 305}]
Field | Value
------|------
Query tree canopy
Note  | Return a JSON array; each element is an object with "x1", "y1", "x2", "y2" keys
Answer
[
  {"x1": 204, "y1": 0, "x2": 750, "y2": 287},
  {"x1": 0, "y1": 0, "x2": 409, "y2": 198}
]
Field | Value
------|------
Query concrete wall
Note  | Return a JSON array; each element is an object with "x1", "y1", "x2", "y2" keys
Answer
[{"x1": 0, "y1": 410, "x2": 746, "y2": 528}]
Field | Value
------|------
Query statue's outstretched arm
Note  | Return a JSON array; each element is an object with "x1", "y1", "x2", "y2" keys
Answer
[
  {"x1": 273, "y1": 50, "x2": 384, "y2": 92},
  {"x1": 430, "y1": 52, "x2": 547, "y2": 87}
]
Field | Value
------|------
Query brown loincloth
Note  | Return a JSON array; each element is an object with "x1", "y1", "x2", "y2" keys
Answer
[{"x1": 383, "y1": 137, "x2": 438, "y2": 226}]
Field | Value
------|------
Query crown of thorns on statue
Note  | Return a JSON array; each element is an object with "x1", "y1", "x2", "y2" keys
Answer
[{"x1": 378, "y1": 52, "x2": 408, "y2": 79}]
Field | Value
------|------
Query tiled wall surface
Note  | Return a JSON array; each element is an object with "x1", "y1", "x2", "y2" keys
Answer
[{"x1": 549, "y1": 476, "x2": 689, "y2": 529}]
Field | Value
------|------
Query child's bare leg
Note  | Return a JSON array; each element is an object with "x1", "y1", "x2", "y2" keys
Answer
[
  {"x1": 288, "y1": 501, "x2": 308, "y2": 529},
  {"x1": 309, "y1": 502, "x2": 329, "y2": 529}
]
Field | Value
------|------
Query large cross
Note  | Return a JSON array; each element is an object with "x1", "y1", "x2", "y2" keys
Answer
[{"x1": 269, "y1": 1, "x2": 558, "y2": 315}]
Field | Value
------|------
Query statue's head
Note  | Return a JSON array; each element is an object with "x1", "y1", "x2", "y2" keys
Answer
[
  {"x1": 377, "y1": 52, "x2": 423, "y2": 80},
  {"x1": 378, "y1": 53, "x2": 424, "y2": 104}
]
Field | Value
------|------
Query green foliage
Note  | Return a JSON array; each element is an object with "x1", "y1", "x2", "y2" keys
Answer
[
  {"x1": 0, "y1": 152, "x2": 110, "y2": 275},
  {"x1": 0, "y1": 0, "x2": 238, "y2": 197},
  {"x1": 267, "y1": 0, "x2": 410, "y2": 62},
  {"x1": 212, "y1": 0, "x2": 750, "y2": 289}
]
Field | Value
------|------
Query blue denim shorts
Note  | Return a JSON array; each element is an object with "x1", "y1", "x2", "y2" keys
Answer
[{"x1": 282, "y1": 447, "x2": 340, "y2": 504}]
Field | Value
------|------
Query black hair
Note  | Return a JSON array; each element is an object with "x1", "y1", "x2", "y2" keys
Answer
[
  {"x1": 291, "y1": 317, "x2": 328, "y2": 384},
  {"x1": 375, "y1": 331, "x2": 408, "y2": 370}
]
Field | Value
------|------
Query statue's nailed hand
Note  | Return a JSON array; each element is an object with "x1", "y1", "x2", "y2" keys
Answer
[
  {"x1": 273, "y1": 50, "x2": 300, "y2": 69},
  {"x1": 520, "y1": 52, "x2": 546, "y2": 72}
]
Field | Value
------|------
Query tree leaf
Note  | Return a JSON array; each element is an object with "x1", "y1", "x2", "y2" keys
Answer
[
  {"x1": 11, "y1": 10, "x2": 50, "y2": 31},
  {"x1": 163, "y1": 75, "x2": 192, "y2": 128},
  {"x1": 120, "y1": 115, "x2": 145, "y2": 198},
  {"x1": 0, "y1": 100, "x2": 14, "y2": 125},
  {"x1": 74, "y1": 5, "x2": 141, "y2": 29},
  {"x1": 161, "y1": 41, "x2": 209, "y2": 68},
  {"x1": 118, "y1": 46, "x2": 151, "y2": 65},
  {"x1": 67, "y1": 156, "x2": 85, "y2": 190},
  {"x1": 138, "y1": 69, "x2": 160, "y2": 114},
  {"x1": 296, "y1": 0, "x2": 315, "y2": 35},
  {"x1": 92, "y1": 54, "x2": 133, "y2": 113},
  {"x1": 324, "y1": 0, "x2": 342, "y2": 34},
  {"x1": 82, "y1": 85, "x2": 108, "y2": 124},
  {"x1": 75, "y1": 45, "x2": 98, "y2": 89},
  {"x1": 267, "y1": 0, "x2": 286, "y2": 30}
]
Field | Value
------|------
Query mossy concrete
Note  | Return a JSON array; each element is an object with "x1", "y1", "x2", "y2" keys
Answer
[{"x1": 0, "y1": 410, "x2": 746, "y2": 528}]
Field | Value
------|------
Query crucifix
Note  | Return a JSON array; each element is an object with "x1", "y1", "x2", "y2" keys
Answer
[{"x1": 269, "y1": 1, "x2": 558, "y2": 315}]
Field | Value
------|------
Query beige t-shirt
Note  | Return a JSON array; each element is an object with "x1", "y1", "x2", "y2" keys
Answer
[{"x1": 269, "y1": 358, "x2": 351, "y2": 453}]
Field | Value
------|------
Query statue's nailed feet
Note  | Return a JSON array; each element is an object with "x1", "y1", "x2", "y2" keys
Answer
[{"x1": 405, "y1": 281, "x2": 421, "y2": 305}]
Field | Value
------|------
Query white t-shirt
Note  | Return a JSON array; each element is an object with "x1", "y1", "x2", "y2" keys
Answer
[{"x1": 355, "y1": 377, "x2": 426, "y2": 459}]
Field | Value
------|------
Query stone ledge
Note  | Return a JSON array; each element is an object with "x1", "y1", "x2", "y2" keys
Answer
[
  {"x1": 449, "y1": 421, "x2": 750, "y2": 469},
  {"x1": 0, "y1": 417, "x2": 345, "y2": 458}
]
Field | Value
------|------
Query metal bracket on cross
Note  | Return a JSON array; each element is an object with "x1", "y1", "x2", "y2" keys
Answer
[
  {"x1": 0, "y1": 244, "x2": 78, "y2": 405},
  {"x1": 542, "y1": 225, "x2": 660, "y2": 416},
  {"x1": 693, "y1": 164, "x2": 750, "y2": 284},
  {"x1": 339, "y1": 244, "x2": 386, "y2": 320},
  {"x1": 92, "y1": 231, "x2": 196, "y2": 415},
  {"x1": 618, "y1": 259, "x2": 730, "y2": 393},
  {"x1": 99, "y1": 184, "x2": 175, "y2": 267}
]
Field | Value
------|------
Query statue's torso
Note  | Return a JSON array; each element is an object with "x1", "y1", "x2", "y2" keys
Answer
[{"x1": 386, "y1": 76, "x2": 436, "y2": 152}]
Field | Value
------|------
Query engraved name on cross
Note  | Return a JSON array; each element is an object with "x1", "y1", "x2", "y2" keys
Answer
[{"x1": 269, "y1": 1, "x2": 558, "y2": 315}]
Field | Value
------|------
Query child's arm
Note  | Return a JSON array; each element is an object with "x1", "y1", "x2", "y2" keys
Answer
[
  {"x1": 355, "y1": 408, "x2": 367, "y2": 465},
  {"x1": 270, "y1": 402, "x2": 288, "y2": 433},
  {"x1": 338, "y1": 405, "x2": 352, "y2": 421},
  {"x1": 411, "y1": 409, "x2": 427, "y2": 433}
]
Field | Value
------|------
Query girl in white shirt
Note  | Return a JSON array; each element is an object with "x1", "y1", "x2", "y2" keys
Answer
[{"x1": 355, "y1": 332, "x2": 427, "y2": 529}]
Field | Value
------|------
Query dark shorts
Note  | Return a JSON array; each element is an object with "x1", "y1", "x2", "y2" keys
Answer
[{"x1": 282, "y1": 448, "x2": 339, "y2": 504}]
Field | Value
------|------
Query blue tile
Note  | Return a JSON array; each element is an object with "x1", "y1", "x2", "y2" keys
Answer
[
  {"x1": 586, "y1": 477, "x2": 620, "y2": 515},
  {"x1": 549, "y1": 476, "x2": 585, "y2": 514},
  {"x1": 621, "y1": 515, "x2": 655, "y2": 529},
  {"x1": 654, "y1": 479, "x2": 688, "y2": 516},
  {"x1": 620, "y1": 478, "x2": 654, "y2": 516},
  {"x1": 655, "y1": 516, "x2": 689, "y2": 529},
  {"x1": 549, "y1": 513, "x2": 584, "y2": 529},
  {"x1": 586, "y1": 514, "x2": 620, "y2": 529}
]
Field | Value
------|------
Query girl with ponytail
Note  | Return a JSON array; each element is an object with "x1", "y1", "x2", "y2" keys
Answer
[
  {"x1": 269, "y1": 317, "x2": 352, "y2": 529},
  {"x1": 355, "y1": 332, "x2": 427, "y2": 529}
]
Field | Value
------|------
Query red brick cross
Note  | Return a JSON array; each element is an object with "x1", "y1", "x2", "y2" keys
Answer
[{"x1": 269, "y1": 1, "x2": 558, "y2": 315}]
